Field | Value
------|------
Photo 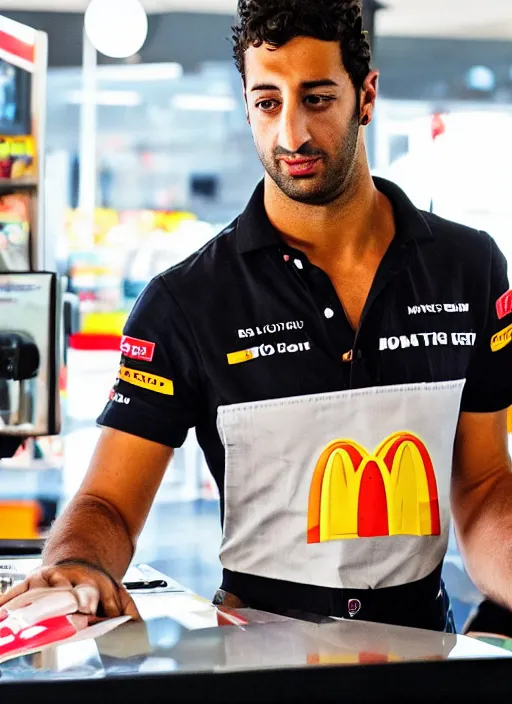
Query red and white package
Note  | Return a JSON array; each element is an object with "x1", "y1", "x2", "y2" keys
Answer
[
  {"x1": 0, "y1": 586, "x2": 128, "y2": 664},
  {"x1": 0, "y1": 613, "x2": 88, "y2": 662},
  {"x1": 0, "y1": 589, "x2": 87, "y2": 663}
]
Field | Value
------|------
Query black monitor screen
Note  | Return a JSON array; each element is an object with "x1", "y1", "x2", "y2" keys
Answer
[{"x1": 0, "y1": 59, "x2": 30, "y2": 136}]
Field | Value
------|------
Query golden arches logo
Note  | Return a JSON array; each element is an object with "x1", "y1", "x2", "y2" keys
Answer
[{"x1": 307, "y1": 432, "x2": 440, "y2": 544}]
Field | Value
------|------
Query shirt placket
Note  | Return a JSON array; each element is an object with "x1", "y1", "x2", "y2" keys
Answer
[
  {"x1": 280, "y1": 239, "x2": 413, "y2": 390},
  {"x1": 281, "y1": 249, "x2": 356, "y2": 386}
]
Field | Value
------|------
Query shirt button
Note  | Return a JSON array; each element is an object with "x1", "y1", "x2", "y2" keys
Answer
[
  {"x1": 294, "y1": 259, "x2": 304, "y2": 270},
  {"x1": 324, "y1": 308, "x2": 335, "y2": 319}
]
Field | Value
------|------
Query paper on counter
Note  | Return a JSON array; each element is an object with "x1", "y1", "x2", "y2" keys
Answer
[{"x1": 0, "y1": 614, "x2": 130, "y2": 665}]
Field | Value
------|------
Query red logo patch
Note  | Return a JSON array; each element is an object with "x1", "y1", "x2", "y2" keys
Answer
[
  {"x1": 120, "y1": 335, "x2": 155, "y2": 362},
  {"x1": 496, "y1": 290, "x2": 512, "y2": 320}
]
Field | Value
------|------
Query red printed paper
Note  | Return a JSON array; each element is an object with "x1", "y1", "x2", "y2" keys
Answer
[
  {"x1": 120, "y1": 335, "x2": 155, "y2": 362},
  {"x1": 0, "y1": 615, "x2": 82, "y2": 662}
]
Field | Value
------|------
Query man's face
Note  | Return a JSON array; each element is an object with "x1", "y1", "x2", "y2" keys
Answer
[{"x1": 244, "y1": 36, "x2": 362, "y2": 206}]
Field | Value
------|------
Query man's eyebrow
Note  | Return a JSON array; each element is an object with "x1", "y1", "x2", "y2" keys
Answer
[
  {"x1": 250, "y1": 79, "x2": 339, "y2": 92},
  {"x1": 301, "y1": 79, "x2": 339, "y2": 90},
  {"x1": 250, "y1": 83, "x2": 279, "y2": 92}
]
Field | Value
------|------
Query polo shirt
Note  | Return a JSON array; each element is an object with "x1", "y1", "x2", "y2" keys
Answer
[{"x1": 98, "y1": 177, "x2": 512, "y2": 628}]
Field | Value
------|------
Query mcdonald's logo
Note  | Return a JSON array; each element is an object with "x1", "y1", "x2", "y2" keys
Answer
[{"x1": 307, "y1": 432, "x2": 440, "y2": 543}]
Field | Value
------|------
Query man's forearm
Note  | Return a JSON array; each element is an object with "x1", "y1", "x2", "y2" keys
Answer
[
  {"x1": 457, "y1": 473, "x2": 512, "y2": 609},
  {"x1": 42, "y1": 493, "x2": 135, "y2": 582}
]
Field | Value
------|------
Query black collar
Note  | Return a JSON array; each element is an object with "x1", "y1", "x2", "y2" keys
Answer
[{"x1": 236, "y1": 176, "x2": 435, "y2": 254}]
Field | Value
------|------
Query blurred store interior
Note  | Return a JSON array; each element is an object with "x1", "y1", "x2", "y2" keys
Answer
[{"x1": 0, "y1": 0, "x2": 511, "y2": 630}]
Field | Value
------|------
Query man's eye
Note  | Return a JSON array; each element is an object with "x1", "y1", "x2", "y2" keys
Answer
[
  {"x1": 305, "y1": 95, "x2": 335, "y2": 106},
  {"x1": 256, "y1": 100, "x2": 278, "y2": 111}
]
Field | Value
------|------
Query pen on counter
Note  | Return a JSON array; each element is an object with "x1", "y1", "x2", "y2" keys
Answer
[
  {"x1": 1, "y1": 565, "x2": 171, "y2": 593},
  {"x1": 123, "y1": 578, "x2": 168, "y2": 590},
  {"x1": 123, "y1": 564, "x2": 171, "y2": 591}
]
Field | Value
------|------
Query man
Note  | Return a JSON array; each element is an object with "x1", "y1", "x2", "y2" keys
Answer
[{"x1": 2, "y1": 0, "x2": 512, "y2": 631}]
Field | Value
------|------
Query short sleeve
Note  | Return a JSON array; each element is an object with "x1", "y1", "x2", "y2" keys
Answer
[
  {"x1": 461, "y1": 234, "x2": 512, "y2": 413},
  {"x1": 97, "y1": 275, "x2": 205, "y2": 447}
]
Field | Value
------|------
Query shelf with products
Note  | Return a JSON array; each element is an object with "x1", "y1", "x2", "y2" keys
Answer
[
  {"x1": 0, "y1": 133, "x2": 39, "y2": 270},
  {"x1": 0, "y1": 189, "x2": 32, "y2": 270},
  {"x1": 0, "y1": 17, "x2": 57, "y2": 459},
  {"x1": 0, "y1": 134, "x2": 37, "y2": 180}
]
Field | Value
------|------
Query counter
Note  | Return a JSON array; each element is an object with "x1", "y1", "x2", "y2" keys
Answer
[{"x1": 1, "y1": 558, "x2": 511, "y2": 703}]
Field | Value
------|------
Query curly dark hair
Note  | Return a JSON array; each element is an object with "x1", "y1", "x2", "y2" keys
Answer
[{"x1": 232, "y1": 0, "x2": 372, "y2": 92}]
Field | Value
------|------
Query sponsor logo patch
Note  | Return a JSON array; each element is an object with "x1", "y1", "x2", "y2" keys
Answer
[
  {"x1": 408, "y1": 304, "x2": 469, "y2": 315},
  {"x1": 491, "y1": 323, "x2": 512, "y2": 352},
  {"x1": 307, "y1": 432, "x2": 439, "y2": 543},
  {"x1": 109, "y1": 389, "x2": 130, "y2": 405},
  {"x1": 496, "y1": 291, "x2": 512, "y2": 320},
  {"x1": 118, "y1": 365, "x2": 174, "y2": 395},
  {"x1": 238, "y1": 320, "x2": 304, "y2": 339},
  {"x1": 120, "y1": 336, "x2": 155, "y2": 362},
  {"x1": 227, "y1": 341, "x2": 311, "y2": 365},
  {"x1": 379, "y1": 332, "x2": 475, "y2": 351}
]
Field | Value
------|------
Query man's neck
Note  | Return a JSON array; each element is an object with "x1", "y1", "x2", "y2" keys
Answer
[{"x1": 263, "y1": 166, "x2": 394, "y2": 266}]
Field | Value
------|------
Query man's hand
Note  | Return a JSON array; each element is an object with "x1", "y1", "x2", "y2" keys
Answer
[{"x1": 0, "y1": 563, "x2": 140, "y2": 620}]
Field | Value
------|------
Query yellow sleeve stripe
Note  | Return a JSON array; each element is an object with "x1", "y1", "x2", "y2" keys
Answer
[
  {"x1": 227, "y1": 349, "x2": 255, "y2": 365},
  {"x1": 491, "y1": 323, "x2": 512, "y2": 352},
  {"x1": 118, "y1": 366, "x2": 174, "y2": 395}
]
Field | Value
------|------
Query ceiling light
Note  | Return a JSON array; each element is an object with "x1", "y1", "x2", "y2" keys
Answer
[
  {"x1": 465, "y1": 66, "x2": 496, "y2": 92},
  {"x1": 84, "y1": 0, "x2": 148, "y2": 59},
  {"x1": 67, "y1": 90, "x2": 141, "y2": 106},
  {"x1": 97, "y1": 63, "x2": 183, "y2": 82}
]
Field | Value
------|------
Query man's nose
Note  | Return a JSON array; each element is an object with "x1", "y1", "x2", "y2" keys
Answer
[{"x1": 278, "y1": 106, "x2": 311, "y2": 155}]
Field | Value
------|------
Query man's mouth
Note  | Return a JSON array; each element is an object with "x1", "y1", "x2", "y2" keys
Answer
[{"x1": 280, "y1": 157, "x2": 321, "y2": 176}]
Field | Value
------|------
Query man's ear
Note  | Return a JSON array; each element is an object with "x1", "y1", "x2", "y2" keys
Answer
[{"x1": 359, "y1": 70, "x2": 379, "y2": 125}]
